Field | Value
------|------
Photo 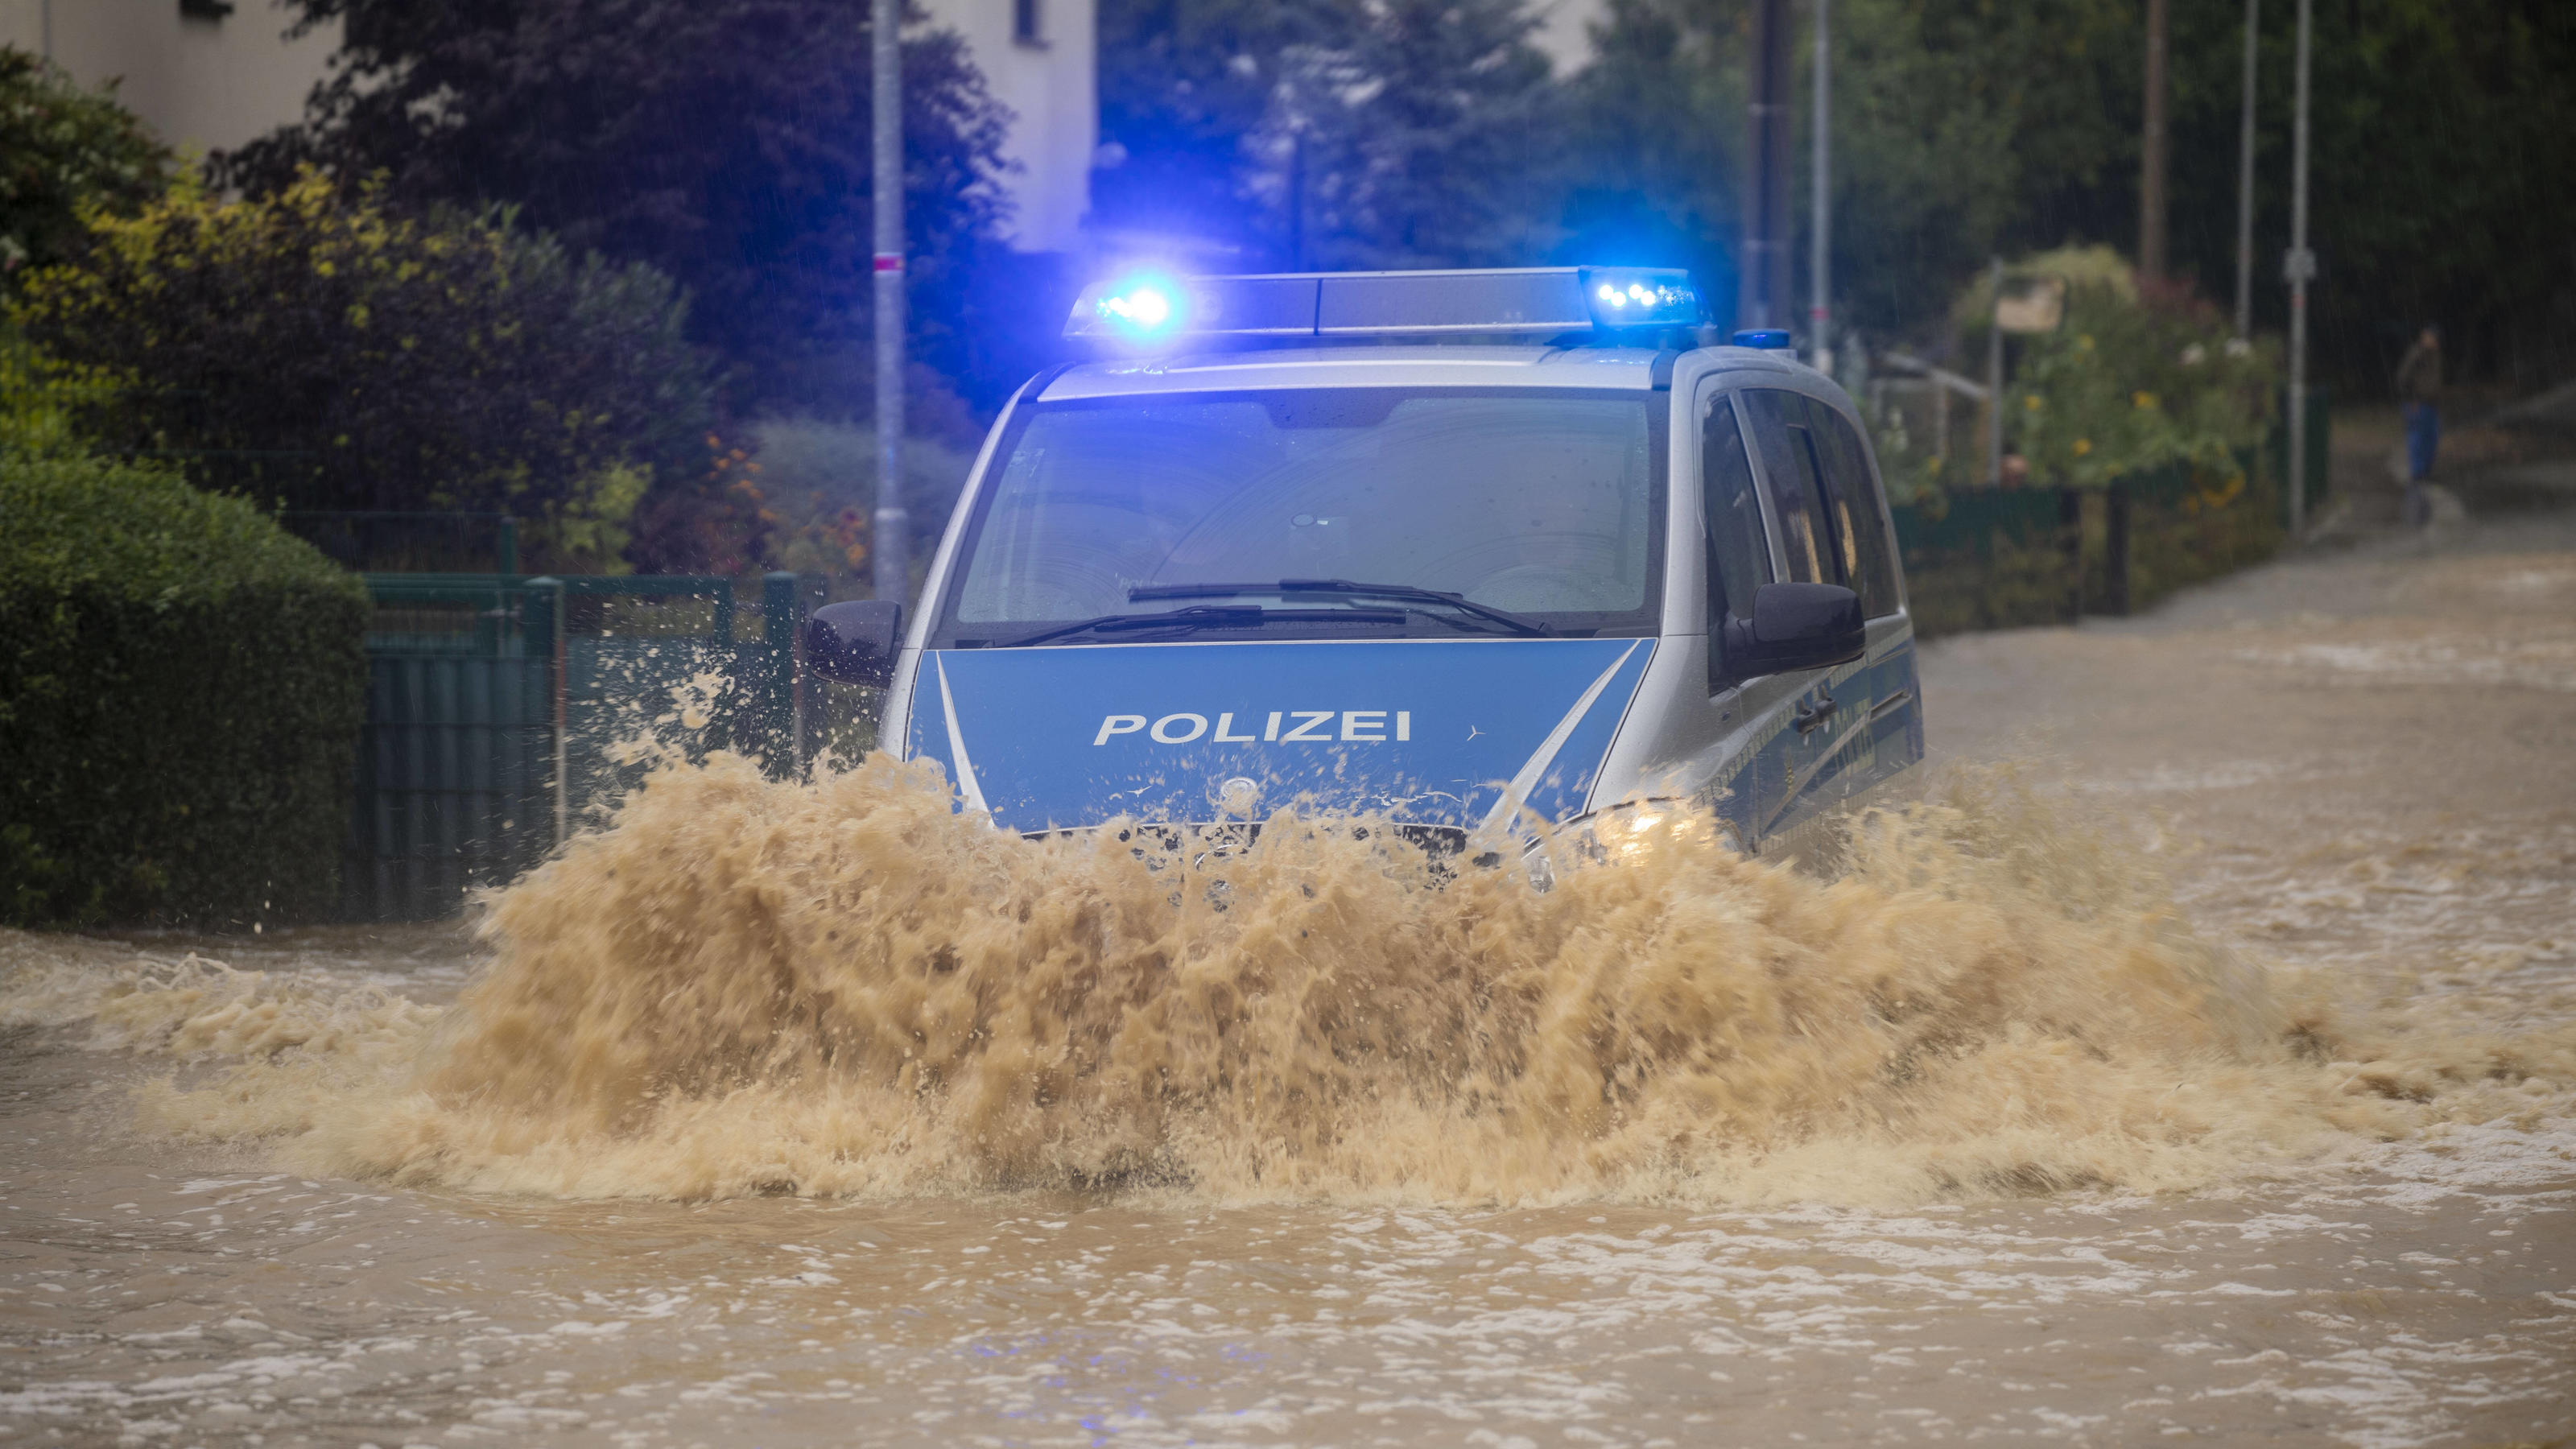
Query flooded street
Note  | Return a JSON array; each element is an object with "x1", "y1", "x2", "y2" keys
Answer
[{"x1": 7, "y1": 511, "x2": 2574, "y2": 1447}]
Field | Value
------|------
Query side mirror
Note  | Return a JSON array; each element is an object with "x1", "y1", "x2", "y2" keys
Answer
[
  {"x1": 1722, "y1": 582, "x2": 1866, "y2": 680},
  {"x1": 806, "y1": 600, "x2": 904, "y2": 686}
]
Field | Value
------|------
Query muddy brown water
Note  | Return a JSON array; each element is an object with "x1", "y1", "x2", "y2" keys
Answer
[{"x1": 6, "y1": 512, "x2": 2574, "y2": 1447}]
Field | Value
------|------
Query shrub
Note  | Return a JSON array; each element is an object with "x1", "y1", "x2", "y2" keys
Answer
[
  {"x1": 0, "y1": 449, "x2": 368, "y2": 927},
  {"x1": 11, "y1": 170, "x2": 714, "y2": 570},
  {"x1": 1988, "y1": 252, "x2": 2281, "y2": 492}
]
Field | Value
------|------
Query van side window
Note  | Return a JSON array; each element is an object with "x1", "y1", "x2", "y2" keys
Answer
[
  {"x1": 1744, "y1": 390, "x2": 1838, "y2": 587},
  {"x1": 1701, "y1": 392, "x2": 1772, "y2": 638},
  {"x1": 1801, "y1": 398, "x2": 1902, "y2": 618}
]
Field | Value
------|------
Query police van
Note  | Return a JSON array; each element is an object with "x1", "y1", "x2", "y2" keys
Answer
[{"x1": 807, "y1": 266, "x2": 1922, "y2": 865}]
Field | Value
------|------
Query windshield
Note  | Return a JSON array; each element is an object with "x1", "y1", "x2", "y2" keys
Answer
[{"x1": 935, "y1": 388, "x2": 1665, "y2": 646}]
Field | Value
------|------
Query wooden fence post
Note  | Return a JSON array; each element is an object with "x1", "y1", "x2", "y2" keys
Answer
[
  {"x1": 2059, "y1": 488, "x2": 2085, "y2": 621},
  {"x1": 2105, "y1": 482, "x2": 2132, "y2": 616}
]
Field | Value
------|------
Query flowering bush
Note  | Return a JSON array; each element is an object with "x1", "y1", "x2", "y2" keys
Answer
[{"x1": 2008, "y1": 279, "x2": 2281, "y2": 490}]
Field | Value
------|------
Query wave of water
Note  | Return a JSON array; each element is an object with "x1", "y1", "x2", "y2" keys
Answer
[{"x1": 6, "y1": 753, "x2": 2568, "y2": 1206}]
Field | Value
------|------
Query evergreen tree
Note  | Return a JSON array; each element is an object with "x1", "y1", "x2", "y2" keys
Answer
[{"x1": 1292, "y1": 0, "x2": 1566, "y2": 269}]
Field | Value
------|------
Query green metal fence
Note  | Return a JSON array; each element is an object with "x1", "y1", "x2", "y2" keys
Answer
[{"x1": 345, "y1": 572, "x2": 819, "y2": 922}]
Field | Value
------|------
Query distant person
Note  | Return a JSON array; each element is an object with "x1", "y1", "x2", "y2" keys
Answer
[{"x1": 2394, "y1": 324, "x2": 2442, "y2": 525}]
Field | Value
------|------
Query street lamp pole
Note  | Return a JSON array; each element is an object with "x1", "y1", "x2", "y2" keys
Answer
[
  {"x1": 2285, "y1": 0, "x2": 2314, "y2": 540},
  {"x1": 870, "y1": 0, "x2": 910, "y2": 604},
  {"x1": 1740, "y1": 0, "x2": 1792, "y2": 332},
  {"x1": 1809, "y1": 0, "x2": 1831, "y2": 377},
  {"x1": 2233, "y1": 0, "x2": 2259, "y2": 339},
  {"x1": 2140, "y1": 0, "x2": 2169, "y2": 284}
]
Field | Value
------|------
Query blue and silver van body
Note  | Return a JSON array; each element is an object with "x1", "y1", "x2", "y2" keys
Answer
[{"x1": 813, "y1": 267, "x2": 1923, "y2": 860}]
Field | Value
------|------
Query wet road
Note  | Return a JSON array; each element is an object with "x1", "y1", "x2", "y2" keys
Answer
[{"x1": 6, "y1": 508, "x2": 2573, "y2": 1447}]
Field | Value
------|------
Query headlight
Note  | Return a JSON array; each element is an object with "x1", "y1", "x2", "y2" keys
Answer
[{"x1": 1518, "y1": 799, "x2": 1735, "y2": 890}]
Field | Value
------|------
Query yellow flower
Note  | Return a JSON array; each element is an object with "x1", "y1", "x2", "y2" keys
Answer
[
  {"x1": 2024, "y1": 394, "x2": 2042, "y2": 411},
  {"x1": 2132, "y1": 390, "x2": 2158, "y2": 410},
  {"x1": 2073, "y1": 438, "x2": 2092, "y2": 456},
  {"x1": 2078, "y1": 334, "x2": 2095, "y2": 351}
]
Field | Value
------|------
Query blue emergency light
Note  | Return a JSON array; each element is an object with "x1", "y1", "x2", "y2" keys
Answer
[
  {"x1": 1087, "y1": 270, "x2": 1190, "y2": 343},
  {"x1": 1065, "y1": 266, "x2": 1706, "y2": 346}
]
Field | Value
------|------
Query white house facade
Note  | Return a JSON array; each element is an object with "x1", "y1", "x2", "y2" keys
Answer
[
  {"x1": 921, "y1": 0, "x2": 1096, "y2": 252},
  {"x1": 0, "y1": 0, "x2": 336, "y2": 159},
  {"x1": 2, "y1": 0, "x2": 1096, "y2": 254}
]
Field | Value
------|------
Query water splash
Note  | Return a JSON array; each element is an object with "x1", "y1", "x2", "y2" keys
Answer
[{"x1": 6, "y1": 754, "x2": 2568, "y2": 1206}]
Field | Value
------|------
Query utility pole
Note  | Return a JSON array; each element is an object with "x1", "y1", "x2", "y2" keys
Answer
[
  {"x1": 2285, "y1": 0, "x2": 2314, "y2": 540},
  {"x1": 870, "y1": 0, "x2": 910, "y2": 605},
  {"x1": 1809, "y1": 0, "x2": 1831, "y2": 376},
  {"x1": 1740, "y1": 0, "x2": 1793, "y2": 332},
  {"x1": 2233, "y1": 0, "x2": 2260, "y2": 338},
  {"x1": 2140, "y1": 0, "x2": 2170, "y2": 285}
]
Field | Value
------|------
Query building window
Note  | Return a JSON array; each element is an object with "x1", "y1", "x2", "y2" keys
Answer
[
  {"x1": 180, "y1": 0, "x2": 236, "y2": 17},
  {"x1": 1013, "y1": 0, "x2": 1044, "y2": 46}
]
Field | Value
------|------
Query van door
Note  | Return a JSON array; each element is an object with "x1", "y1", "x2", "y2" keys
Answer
[
  {"x1": 1696, "y1": 386, "x2": 1790, "y2": 848},
  {"x1": 1739, "y1": 389, "x2": 1917, "y2": 837},
  {"x1": 1800, "y1": 394, "x2": 1925, "y2": 811}
]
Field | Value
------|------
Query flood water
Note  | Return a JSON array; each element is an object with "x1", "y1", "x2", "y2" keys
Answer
[{"x1": 6, "y1": 511, "x2": 2574, "y2": 1447}]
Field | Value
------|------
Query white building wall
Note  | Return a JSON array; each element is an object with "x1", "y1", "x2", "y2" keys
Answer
[
  {"x1": 0, "y1": 0, "x2": 335, "y2": 159},
  {"x1": 8, "y1": 0, "x2": 1095, "y2": 256},
  {"x1": 918, "y1": 0, "x2": 1096, "y2": 252}
]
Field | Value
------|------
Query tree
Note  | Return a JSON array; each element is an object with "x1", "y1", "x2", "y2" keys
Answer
[
  {"x1": 217, "y1": 0, "x2": 1012, "y2": 415},
  {"x1": 1555, "y1": 0, "x2": 1744, "y2": 292},
  {"x1": 1290, "y1": 0, "x2": 1567, "y2": 269},
  {"x1": 0, "y1": 47, "x2": 175, "y2": 283},
  {"x1": 1565, "y1": 0, "x2": 2143, "y2": 341},
  {"x1": 2161, "y1": 0, "x2": 2576, "y2": 390},
  {"x1": 1095, "y1": 0, "x2": 1363, "y2": 252},
  {"x1": 13, "y1": 171, "x2": 716, "y2": 567},
  {"x1": 1096, "y1": 0, "x2": 1564, "y2": 269}
]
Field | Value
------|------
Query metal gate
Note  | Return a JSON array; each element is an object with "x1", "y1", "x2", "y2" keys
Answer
[{"x1": 344, "y1": 572, "x2": 819, "y2": 921}]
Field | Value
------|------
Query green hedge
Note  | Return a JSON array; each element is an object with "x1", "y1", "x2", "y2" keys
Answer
[
  {"x1": 2120, "y1": 464, "x2": 2285, "y2": 612},
  {"x1": 1893, "y1": 490, "x2": 2079, "y2": 637},
  {"x1": 1, "y1": 452, "x2": 369, "y2": 927}
]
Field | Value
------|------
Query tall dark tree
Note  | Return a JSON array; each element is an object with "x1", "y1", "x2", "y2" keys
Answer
[
  {"x1": 1095, "y1": 0, "x2": 1361, "y2": 253},
  {"x1": 218, "y1": 0, "x2": 1012, "y2": 413},
  {"x1": 1555, "y1": 0, "x2": 1744, "y2": 297},
  {"x1": 2161, "y1": 0, "x2": 2576, "y2": 390},
  {"x1": 1564, "y1": 0, "x2": 2145, "y2": 340},
  {"x1": 1096, "y1": 0, "x2": 1562, "y2": 268},
  {"x1": 1292, "y1": 0, "x2": 1566, "y2": 269}
]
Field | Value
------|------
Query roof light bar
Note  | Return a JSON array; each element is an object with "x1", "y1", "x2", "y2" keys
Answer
[{"x1": 1063, "y1": 266, "x2": 1706, "y2": 346}]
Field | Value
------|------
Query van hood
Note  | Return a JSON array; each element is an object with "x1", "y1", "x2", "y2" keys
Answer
[{"x1": 902, "y1": 638, "x2": 1656, "y2": 834}]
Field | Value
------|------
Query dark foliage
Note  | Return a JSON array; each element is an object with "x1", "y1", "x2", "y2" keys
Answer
[
  {"x1": 0, "y1": 48, "x2": 175, "y2": 284},
  {"x1": 12, "y1": 173, "x2": 715, "y2": 549},
  {"x1": 1095, "y1": 0, "x2": 1563, "y2": 269},
  {"x1": 216, "y1": 0, "x2": 1013, "y2": 415},
  {"x1": 2159, "y1": 0, "x2": 2576, "y2": 391},
  {"x1": 1, "y1": 452, "x2": 369, "y2": 928},
  {"x1": 1298, "y1": 0, "x2": 1566, "y2": 269},
  {"x1": 1095, "y1": 0, "x2": 1362, "y2": 254}
]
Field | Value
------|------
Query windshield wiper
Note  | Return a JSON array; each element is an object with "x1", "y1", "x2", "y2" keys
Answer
[
  {"x1": 995, "y1": 603, "x2": 1404, "y2": 649},
  {"x1": 1130, "y1": 579, "x2": 1554, "y2": 637}
]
